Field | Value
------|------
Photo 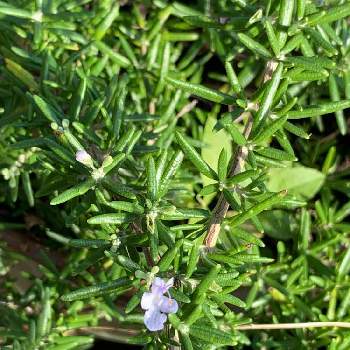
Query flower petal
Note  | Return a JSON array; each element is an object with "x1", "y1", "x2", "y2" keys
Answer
[
  {"x1": 151, "y1": 277, "x2": 167, "y2": 294},
  {"x1": 159, "y1": 295, "x2": 178, "y2": 314},
  {"x1": 141, "y1": 292, "x2": 154, "y2": 310},
  {"x1": 144, "y1": 309, "x2": 167, "y2": 331},
  {"x1": 165, "y1": 277, "x2": 174, "y2": 290}
]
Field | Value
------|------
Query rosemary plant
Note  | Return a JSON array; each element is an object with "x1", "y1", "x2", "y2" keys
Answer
[{"x1": 1, "y1": 0, "x2": 350, "y2": 349}]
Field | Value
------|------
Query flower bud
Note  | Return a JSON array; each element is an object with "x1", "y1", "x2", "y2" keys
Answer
[{"x1": 75, "y1": 150, "x2": 93, "y2": 167}]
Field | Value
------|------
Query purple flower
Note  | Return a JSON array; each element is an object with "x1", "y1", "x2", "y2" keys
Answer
[{"x1": 141, "y1": 277, "x2": 178, "y2": 331}]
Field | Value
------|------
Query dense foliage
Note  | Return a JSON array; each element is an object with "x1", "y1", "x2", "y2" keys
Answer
[{"x1": 1, "y1": 0, "x2": 350, "y2": 349}]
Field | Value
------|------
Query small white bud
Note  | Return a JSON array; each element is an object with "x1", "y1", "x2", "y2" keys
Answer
[
  {"x1": 92, "y1": 167, "x2": 105, "y2": 181},
  {"x1": 62, "y1": 119, "x2": 70, "y2": 128},
  {"x1": 75, "y1": 150, "x2": 93, "y2": 167},
  {"x1": 50, "y1": 122, "x2": 59, "y2": 130},
  {"x1": 32, "y1": 10, "x2": 43, "y2": 22}
]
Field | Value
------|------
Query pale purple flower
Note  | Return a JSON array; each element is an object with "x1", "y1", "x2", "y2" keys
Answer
[
  {"x1": 141, "y1": 277, "x2": 178, "y2": 331},
  {"x1": 75, "y1": 150, "x2": 93, "y2": 166}
]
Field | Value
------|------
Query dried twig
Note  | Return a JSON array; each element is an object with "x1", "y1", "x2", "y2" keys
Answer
[{"x1": 236, "y1": 322, "x2": 350, "y2": 330}]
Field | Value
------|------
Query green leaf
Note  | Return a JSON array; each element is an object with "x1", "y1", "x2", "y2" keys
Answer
[
  {"x1": 286, "y1": 100, "x2": 350, "y2": 119},
  {"x1": 338, "y1": 246, "x2": 350, "y2": 278},
  {"x1": 299, "y1": 208, "x2": 311, "y2": 250},
  {"x1": 201, "y1": 114, "x2": 232, "y2": 194},
  {"x1": 305, "y1": 3, "x2": 350, "y2": 25},
  {"x1": 199, "y1": 183, "x2": 219, "y2": 196},
  {"x1": 102, "y1": 179, "x2": 136, "y2": 199},
  {"x1": 217, "y1": 148, "x2": 228, "y2": 181},
  {"x1": 284, "y1": 121, "x2": 310, "y2": 139},
  {"x1": 179, "y1": 333, "x2": 193, "y2": 350},
  {"x1": 30, "y1": 94, "x2": 62, "y2": 123},
  {"x1": 69, "y1": 77, "x2": 87, "y2": 120},
  {"x1": 267, "y1": 166, "x2": 325, "y2": 199},
  {"x1": 61, "y1": 278, "x2": 132, "y2": 301},
  {"x1": 160, "y1": 208, "x2": 209, "y2": 220},
  {"x1": 94, "y1": 41, "x2": 130, "y2": 68},
  {"x1": 124, "y1": 113, "x2": 160, "y2": 121},
  {"x1": 213, "y1": 294, "x2": 246, "y2": 308},
  {"x1": 0, "y1": 6, "x2": 32, "y2": 19},
  {"x1": 103, "y1": 153, "x2": 126, "y2": 175},
  {"x1": 155, "y1": 42, "x2": 170, "y2": 96},
  {"x1": 253, "y1": 114, "x2": 288, "y2": 143},
  {"x1": 255, "y1": 63, "x2": 283, "y2": 122},
  {"x1": 232, "y1": 228, "x2": 265, "y2": 247},
  {"x1": 265, "y1": 20, "x2": 280, "y2": 57},
  {"x1": 228, "y1": 191, "x2": 287, "y2": 226},
  {"x1": 286, "y1": 68, "x2": 329, "y2": 82},
  {"x1": 116, "y1": 255, "x2": 141, "y2": 272},
  {"x1": 93, "y1": 4, "x2": 119, "y2": 40},
  {"x1": 50, "y1": 179, "x2": 95, "y2": 205},
  {"x1": 208, "y1": 253, "x2": 273, "y2": 265},
  {"x1": 237, "y1": 33, "x2": 271, "y2": 58},
  {"x1": 37, "y1": 288, "x2": 51, "y2": 338},
  {"x1": 186, "y1": 239, "x2": 201, "y2": 278},
  {"x1": 22, "y1": 172, "x2": 34, "y2": 207},
  {"x1": 147, "y1": 156, "x2": 157, "y2": 200},
  {"x1": 304, "y1": 28, "x2": 338, "y2": 56},
  {"x1": 5, "y1": 58, "x2": 38, "y2": 91},
  {"x1": 175, "y1": 131, "x2": 217, "y2": 180},
  {"x1": 259, "y1": 210, "x2": 296, "y2": 240},
  {"x1": 158, "y1": 150, "x2": 184, "y2": 198},
  {"x1": 106, "y1": 201, "x2": 144, "y2": 214},
  {"x1": 46, "y1": 230, "x2": 110, "y2": 248},
  {"x1": 329, "y1": 73, "x2": 347, "y2": 135},
  {"x1": 87, "y1": 213, "x2": 134, "y2": 225},
  {"x1": 193, "y1": 264, "x2": 221, "y2": 302},
  {"x1": 225, "y1": 169, "x2": 261, "y2": 186},
  {"x1": 255, "y1": 147, "x2": 297, "y2": 161},
  {"x1": 158, "y1": 240, "x2": 182, "y2": 272},
  {"x1": 165, "y1": 77, "x2": 236, "y2": 104},
  {"x1": 279, "y1": 0, "x2": 294, "y2": 26},
  {"x1": 224, "y1": 60, "x2": 242, "y2": 94},
  {"x1": 220, "y1": 118, "x2": 246, "y2": 146},
  {"x1": 189, "y1": 324, "x2": 236, "y2": 345}
]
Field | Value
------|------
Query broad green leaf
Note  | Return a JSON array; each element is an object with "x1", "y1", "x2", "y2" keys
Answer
[
  {"x1": 267, "y1": 166, "x2": 325, "y2": 199},
  {"x1": 259, "y1": 210, "x2": 296, "y2": 240}
]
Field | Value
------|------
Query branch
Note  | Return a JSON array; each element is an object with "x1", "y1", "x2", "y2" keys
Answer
[
  {"x1": 204, "y1": 60, "x2": 278, "y2": 248},
  {"x1": 204, "y1": 116, "x2": 252, "y2": 248},
  {"x1": 64, "y1": 321, "x2": 350, "y2": 339},
  {"x1": 236, "y1": 322, "x2": 350, "y2": 330}
]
